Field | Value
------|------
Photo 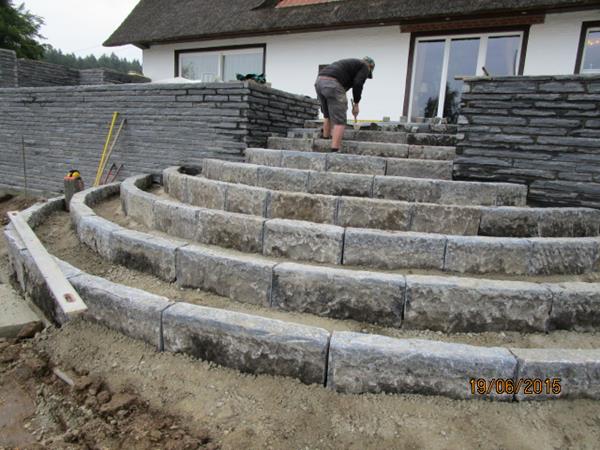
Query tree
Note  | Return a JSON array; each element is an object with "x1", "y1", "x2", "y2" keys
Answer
[
  {"x1": 43, "y1": 46, "x2": 142, "y2": 73},
  {"x1": 0, "y1": 0, "x2": 45, "y2": 59}
]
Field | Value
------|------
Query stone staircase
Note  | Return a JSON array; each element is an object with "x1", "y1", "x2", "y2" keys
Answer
[{"x1": 7, "y1": 125, "x2": 600, "y2": 400}]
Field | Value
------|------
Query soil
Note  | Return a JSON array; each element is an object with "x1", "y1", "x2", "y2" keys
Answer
[{"x1": 3, "y1": 193, "x2": 600, "y2": 449}]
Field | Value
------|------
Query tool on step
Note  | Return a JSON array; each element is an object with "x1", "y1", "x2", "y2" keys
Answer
[
  {"x1": 64, "y1": 170, "x2": 84, "y2": 211},
  {"x1": 98, "y1": 118, "x2": 127, "y2": 186}
]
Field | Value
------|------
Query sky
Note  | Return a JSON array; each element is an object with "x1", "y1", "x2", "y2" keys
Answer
[{"x1": 22, "y1": 0, "x2": 142, "y2": 62}]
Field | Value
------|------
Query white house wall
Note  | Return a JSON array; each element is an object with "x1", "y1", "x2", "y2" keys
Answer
[{"x1": 142, "y1": 10, "x2": 600, "y2": 120}]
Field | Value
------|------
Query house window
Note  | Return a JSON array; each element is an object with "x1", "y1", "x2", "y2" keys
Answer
[
  {"x1": 177, "y1": 46, "x2": 265, "y2": 82},
  {"x1": 576, "y1": 22, "x2": 600, "y2": 74},
  {"x1": 408, "y1": 31, "x2": 524, "y2": 123}
]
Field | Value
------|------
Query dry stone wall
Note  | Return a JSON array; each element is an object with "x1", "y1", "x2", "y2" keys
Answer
[{"x1": 455, "y1": 75, "x2": 600, "y2": 208}]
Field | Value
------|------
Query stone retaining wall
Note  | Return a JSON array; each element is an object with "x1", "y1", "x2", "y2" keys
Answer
[
  {"x1": 5, "y1": 197, "x2": 600, "y2": 399},
  {"x1": 0, "y1": 81, "x2": 318, "y2": 194},
  {"x1": 0, "y1": 49, "x2": 18, "y2": 88},
  {"x1": 455, "y1": 75, "x2": 600, "y2": 208}
]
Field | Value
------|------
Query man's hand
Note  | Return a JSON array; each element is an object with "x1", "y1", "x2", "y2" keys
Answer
[{"x1": 352, "y1": 102, "x2": 360, "y2": 118}]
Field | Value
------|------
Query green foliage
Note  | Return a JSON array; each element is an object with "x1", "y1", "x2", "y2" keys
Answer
[
  {"x1": 43, "y1": 46, "x2": 142, "y2": 73},
  {"x1": 0, "y1": 0, "x2": 45, "y2": 59}
]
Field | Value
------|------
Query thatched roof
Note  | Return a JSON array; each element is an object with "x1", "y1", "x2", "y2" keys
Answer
[{"x1": 104, "y1": 0, "x2": 599, "y2": 47}]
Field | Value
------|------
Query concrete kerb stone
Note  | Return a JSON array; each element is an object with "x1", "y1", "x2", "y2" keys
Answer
[
  {"x1": 121, "y1": 175, "x2": 156, "y2": 229},
  {"x1": 549, "y1": 282, "x2": 600, "y2": 331},
  {"x1": 327, "y1": 332, "x2": 517, "y2": 400}
]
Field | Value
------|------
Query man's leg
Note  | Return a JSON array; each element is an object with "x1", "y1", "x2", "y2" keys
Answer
[
  {"x1": 322, "y1": 118, "x2": 331, "y2": 139},
  {"x1": 332, "y1": 125, "x2": 345, "y2": 151}
]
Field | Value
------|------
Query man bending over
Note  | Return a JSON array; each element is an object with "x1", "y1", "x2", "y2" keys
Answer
[{"x1": 314, "y1": 57, "x2": 375, "y2": 152}]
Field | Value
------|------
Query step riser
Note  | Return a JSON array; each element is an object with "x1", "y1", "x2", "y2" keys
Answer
[{"x1": 287, "y1": 129, "x2": 458, "y2": 146}]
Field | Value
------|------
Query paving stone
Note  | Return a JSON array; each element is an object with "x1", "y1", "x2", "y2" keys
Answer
[
  {"x1": 225, "y1": 183, "x2": 269, "y2": 216},
  {"x1": 176, "y1": 245, "x2": 274, "y2": 306},
  {"x1": 405, "y1": 276, "x2": 552, "y2": 332},
  {"x1": 411, "y1": 203, "x2": 481, "y2": 235},
  {"x1": 187, "y1": 176, "x2": 227, "y2": 209},
  {"x1": 336, "y1": 197, "x2": 412, "y2": 231},
  {"x1": 528, "y1": 238, "x2": 600, "y2": 275},
  {"x1": 257, "y1": 166, "x2": 309, "y2": 191},
  {"x1": 327, "y1": 332, "x2": 516, "y2": 399},
  {"x1": 308, "y1": 171, "x2": 374, "y2": 197},
  {"x1": 326, "y1": 153, "x2": 386, "y2": 175},
  {"x1": 110, "y1": 229, "x2": 182, "y2": 282},
  {"x1": 343, "y1": 229, "x2": 446, "y2": 270},
  {"x1": 272, "y1": 263, "x2": 404, "y2": 326},
  {"x1": 512, "y1": 348, "x2": 600, "y2": 400},
  {"x1": 267, "y1": 191, "x2": 336, "y2": 224},
  {"x1": 245, "y1": 148, "x2": 283, "y2": 167},
  {"x1": 281, "y1": 151, "x2": 327, "y2": 171},
  {"x1": 263, "y1": 219, "x2": 344, "y2": 264},
  {"x1": 196, "y1": 209, "x2": 264, "y2": 253},
  {"x1": 386, "y1": 159, "x2": 453, "y2": 180},
  {"x1": 549, "y1": 282, "x2": 600, "y2": 331},
  {"x1": 162, "y1": 302, "x2": 329, "y2": 384},
  {"x1": 153, "y1": 200, "x2": 199, "y2": 240},
  {"x1": 70, "y1": 272, "x2": 171, "y2": 348}
]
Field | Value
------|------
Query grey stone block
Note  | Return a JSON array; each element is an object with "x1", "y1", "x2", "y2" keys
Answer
[
  {"x1": 162, "y1": 302, "x2": 330, "y2": 385},
  {"x1": 272, "y1": 263, "x2": 405, "y2": 326},
  {"x1": 4, "y1": 224, "x2": 27, "y2": 290},
  {"x1": 529, "y1": 238, "x2": 600, "y2": 275},
  {"x1": 245, "y1": 148, "x2": 283, "y2": 167},
  {"x1": 336, "y1": 197, "x2": 412, "y2": 231},
  {"x1": 444, "y1": 236, "x2": 531, "y2": 275},
  {"x1": 263, "y1": 219, "x2": 344, "y2": 264},
  {"x1": 407, "y1": 145, "x2": 456, "y2": 161},
  {"x1": 405, "y1": 276, "x2": 552, "y2": 332},
  {"x1": 176, "y1": 245, "x2": 274, "y2": 305},
  {"x1": 512, "y1": 348, "x2": 600, "y2": 400},
  {"x1": 373, "y1": 177, "x2": 442, "y2": 203},
  {"x1": 327, "y1": 332, "x2": 516, "y2": 399},
  {"x1": 121, "y1": 179, "x2": 156, "y2": 228},
  {"x1": 187, "y1": 176, "x2": 226, "y2": 210},
  {"x1": 326, "y1": 153, "x2": 386, "y2": 175},
  {"x1": 225, "y1": 183, "x2": 269, "y2": 216},
  {"x1": 411, "y1": 203, "x2": 481, "y2": 235},
  {"x1": 281, "y1": 151, "x2": 327, "y2": 171},
  {"x1": 267, "y1": 136, "x2": 314, "y2": 152},
  {"x1": 266, "y1": 191, "x2": 336, "y2": 224},
  {"x1": 196, "y1": 209, "x2": 264, "y2": 253},
  {"x1": 343, "y1": 229, "x2": 446, "y2": 270},
  {"x1": 479, "y1": 208, "x2": 540, "y2": 237},
  {"x1": 70, "y1": 272, "x2": 171, "y2": 348},
  {"x1": 549, "y1": 282, "x2": 600, "y2": 331},
  {"x1": 153, "y1": 200, "x2": 199, "y2": 240},
  {"x1": 308, "y1": 171, "x2": 374, "y2": 197},
  {"x1": 20, "y1": 197, "x2": 66, "y2": 229},
  {"x1": 386, "y1": 159, "x2": 453, "y2": 180},
  {"x1": 257, "y1": 166, "x2": 309, "y2": 191},
  {"x1": 111, "y1": 229, "x2": 182, "y2": 282},
  {"x1": 341, "y1": 140, "x2": 410, "y2": 158},
  {"x1": 163, "y1": 167, "x2": 188, "y2": 202},
  {"x1": 538, "y1": 209, "x2": 600, "y2": 237},
  {"x1": 77, "y1": 214, "x2": 121, "y2": 260},
  {"x1": 204, "y1": 160, "x2": 259, "y2": 186}
]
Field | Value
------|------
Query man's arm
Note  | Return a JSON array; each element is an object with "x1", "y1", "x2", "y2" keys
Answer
[{"x1": 352, "y1": 64, "x2": 370, "y2": 104}]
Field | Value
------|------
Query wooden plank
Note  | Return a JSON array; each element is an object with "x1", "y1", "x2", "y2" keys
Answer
[{"x1": 8, "y1": 211, "x2": 87, "y2": 318}]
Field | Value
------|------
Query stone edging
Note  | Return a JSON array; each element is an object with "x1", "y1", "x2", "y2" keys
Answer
[
  {"x1": 74, "y1": 182, "x2": 600, "y2": 333},
  {"x1": 4, "y1": 198, "x2": 600, "y2": 400},
  {"x1": 131, "y1": 172, "x2": 600, "y2": 276},
  {"x1": 202, "y1": 159, "x2": 528, "y2": 207}
]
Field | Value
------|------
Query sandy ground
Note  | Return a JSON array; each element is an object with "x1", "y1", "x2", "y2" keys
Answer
[{"x1": 3, "y1": 194, "x2": 600, "y2": 449}]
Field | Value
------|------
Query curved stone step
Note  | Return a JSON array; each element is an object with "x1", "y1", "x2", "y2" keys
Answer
[
  {"x1": 269, "y1": 136, "x2": 456, "y2": 160},
  {"x1": 246, "y1": 148, "x2": 453, "y2": 180},
  {"x1": 285, "y1": 129, "x2": 459, "y2": 147},
  {"x1": 164, "y1": 167, "x2": 600, "y2": 238},
  {"x1": 202, "y1": 159, "x2": 527, "y2": 207}
]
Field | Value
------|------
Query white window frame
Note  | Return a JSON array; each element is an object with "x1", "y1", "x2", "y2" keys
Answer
[
  {"x1": 581, "y1": 26, "x2": 600, "y2": 74},
  {"x1": 408, "y1": 31, "x2": 524, "y2": 120},
  {"x1": 178, "y1": 47, "x2": 265, "y2": 82}
]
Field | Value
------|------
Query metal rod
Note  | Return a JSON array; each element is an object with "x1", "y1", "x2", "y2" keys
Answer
[{"x1": 21, "y1": 136, "x2": 28, "y2": 196}]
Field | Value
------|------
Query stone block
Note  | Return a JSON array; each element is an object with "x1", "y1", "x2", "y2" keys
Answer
[
  {"x1": 343, "y1": 229, "x2": 446, "y2": 270},
  {"x1": 187, "y1": 176, "x2": 227, "y2": 210},
  {"x1": 111, "y1": 229, "x2": 181, "y2": 282},
  {"x1": 196, "y1": 209, "x2": 264, "y2": 253},
  {"x1": 162, "y1": 302, "x2": 330, "y2": 384},
  {"x1": 444, "y1": 236, "x2": 531, "y2": 275},
  {"x1": 512, "y1": 348, "x2": 600, "y2": 400},
  {"x1": 263, "y1": 219, "x2": 344, "y2": 264},
  {"x1": 77, "y1": 214, "x2": 120, "y2": 260},
  {"x1": 386, "y1": 159, "x2": 453, "y2": 180},
  {"x1": 226, "y1": 183, "x2": 269, "y2": 216},
  {"x1": 122, "y1": 184, "x2": 156, "y2": 228},
  {"x1": 245, "y1": 148, "x2": 283, "y2": 167},
  {"x1": 326, "y1": 153, "x2": 386, "y2": 175},
  {"x1": 281, "y1": 151, "x2": 327, "y2": 171},
  {"x1": 267, "y1": 191, "x2": 336, "y2": 224},
  {"x1": 153, "y1": 200, "x2": 199, "y2": 240},
  {"x1": 70, "y1": 273, "x2": 171, "y2": 348},
  {"x1": 257, "y1": 166, "x2": 309, "y2": 191},
  {"x1": 411, "y1": 204, "x2": 481, "y2": 235},
  {"x1": 342, "y1": 140, "x2": 409, "y2": 158},
  {"x1": 267, "y1": 136, "x2": 314, "y2": 152},
  {"x1": 407, "y1": 145, "x2": 456, "y2": 161},
  {"x1": 405, "y1": 276, "x2": 552, "y2": 332},
  {"x1": 479, "y1": 208, "x2": 540, "y2": 237},
  {"x1": 308, "y1": 171, "x2": 374, "y2": 197},
  {"x1": 272, "y1": 263, "x2": 405, "y2": 326},
  {"x1": 538, "y1": 209, "x2": 600, "y2": 237},
  {"x1": 336, "y1": 197, "x2": 412, "y2": 231},
  {"x1": 327, "y1": 332, "x2": 516, "y2": 399},
  {"x1": 549, "y1": 282, "x2": 600, "y2": 331},
  {"x1": 528, "y1": 238, "x2": 600, "y2": 275},
  {"x1": 204, "y1": 160, "x2": 259, "y2": 186},
  {"x1": 373, "y1": 177, "x2": 442, "y2": 203},
  {"x1": 176, "y1": 245, "x2": 274, "y2": 305},
  {"x1": 162, "y1": 167, "x2": 188, "y2": 202}
]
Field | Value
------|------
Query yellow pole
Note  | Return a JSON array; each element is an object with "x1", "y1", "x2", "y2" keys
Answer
[{"x1": 94, "y1": 112, "x2": 119, "y2": 186}]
